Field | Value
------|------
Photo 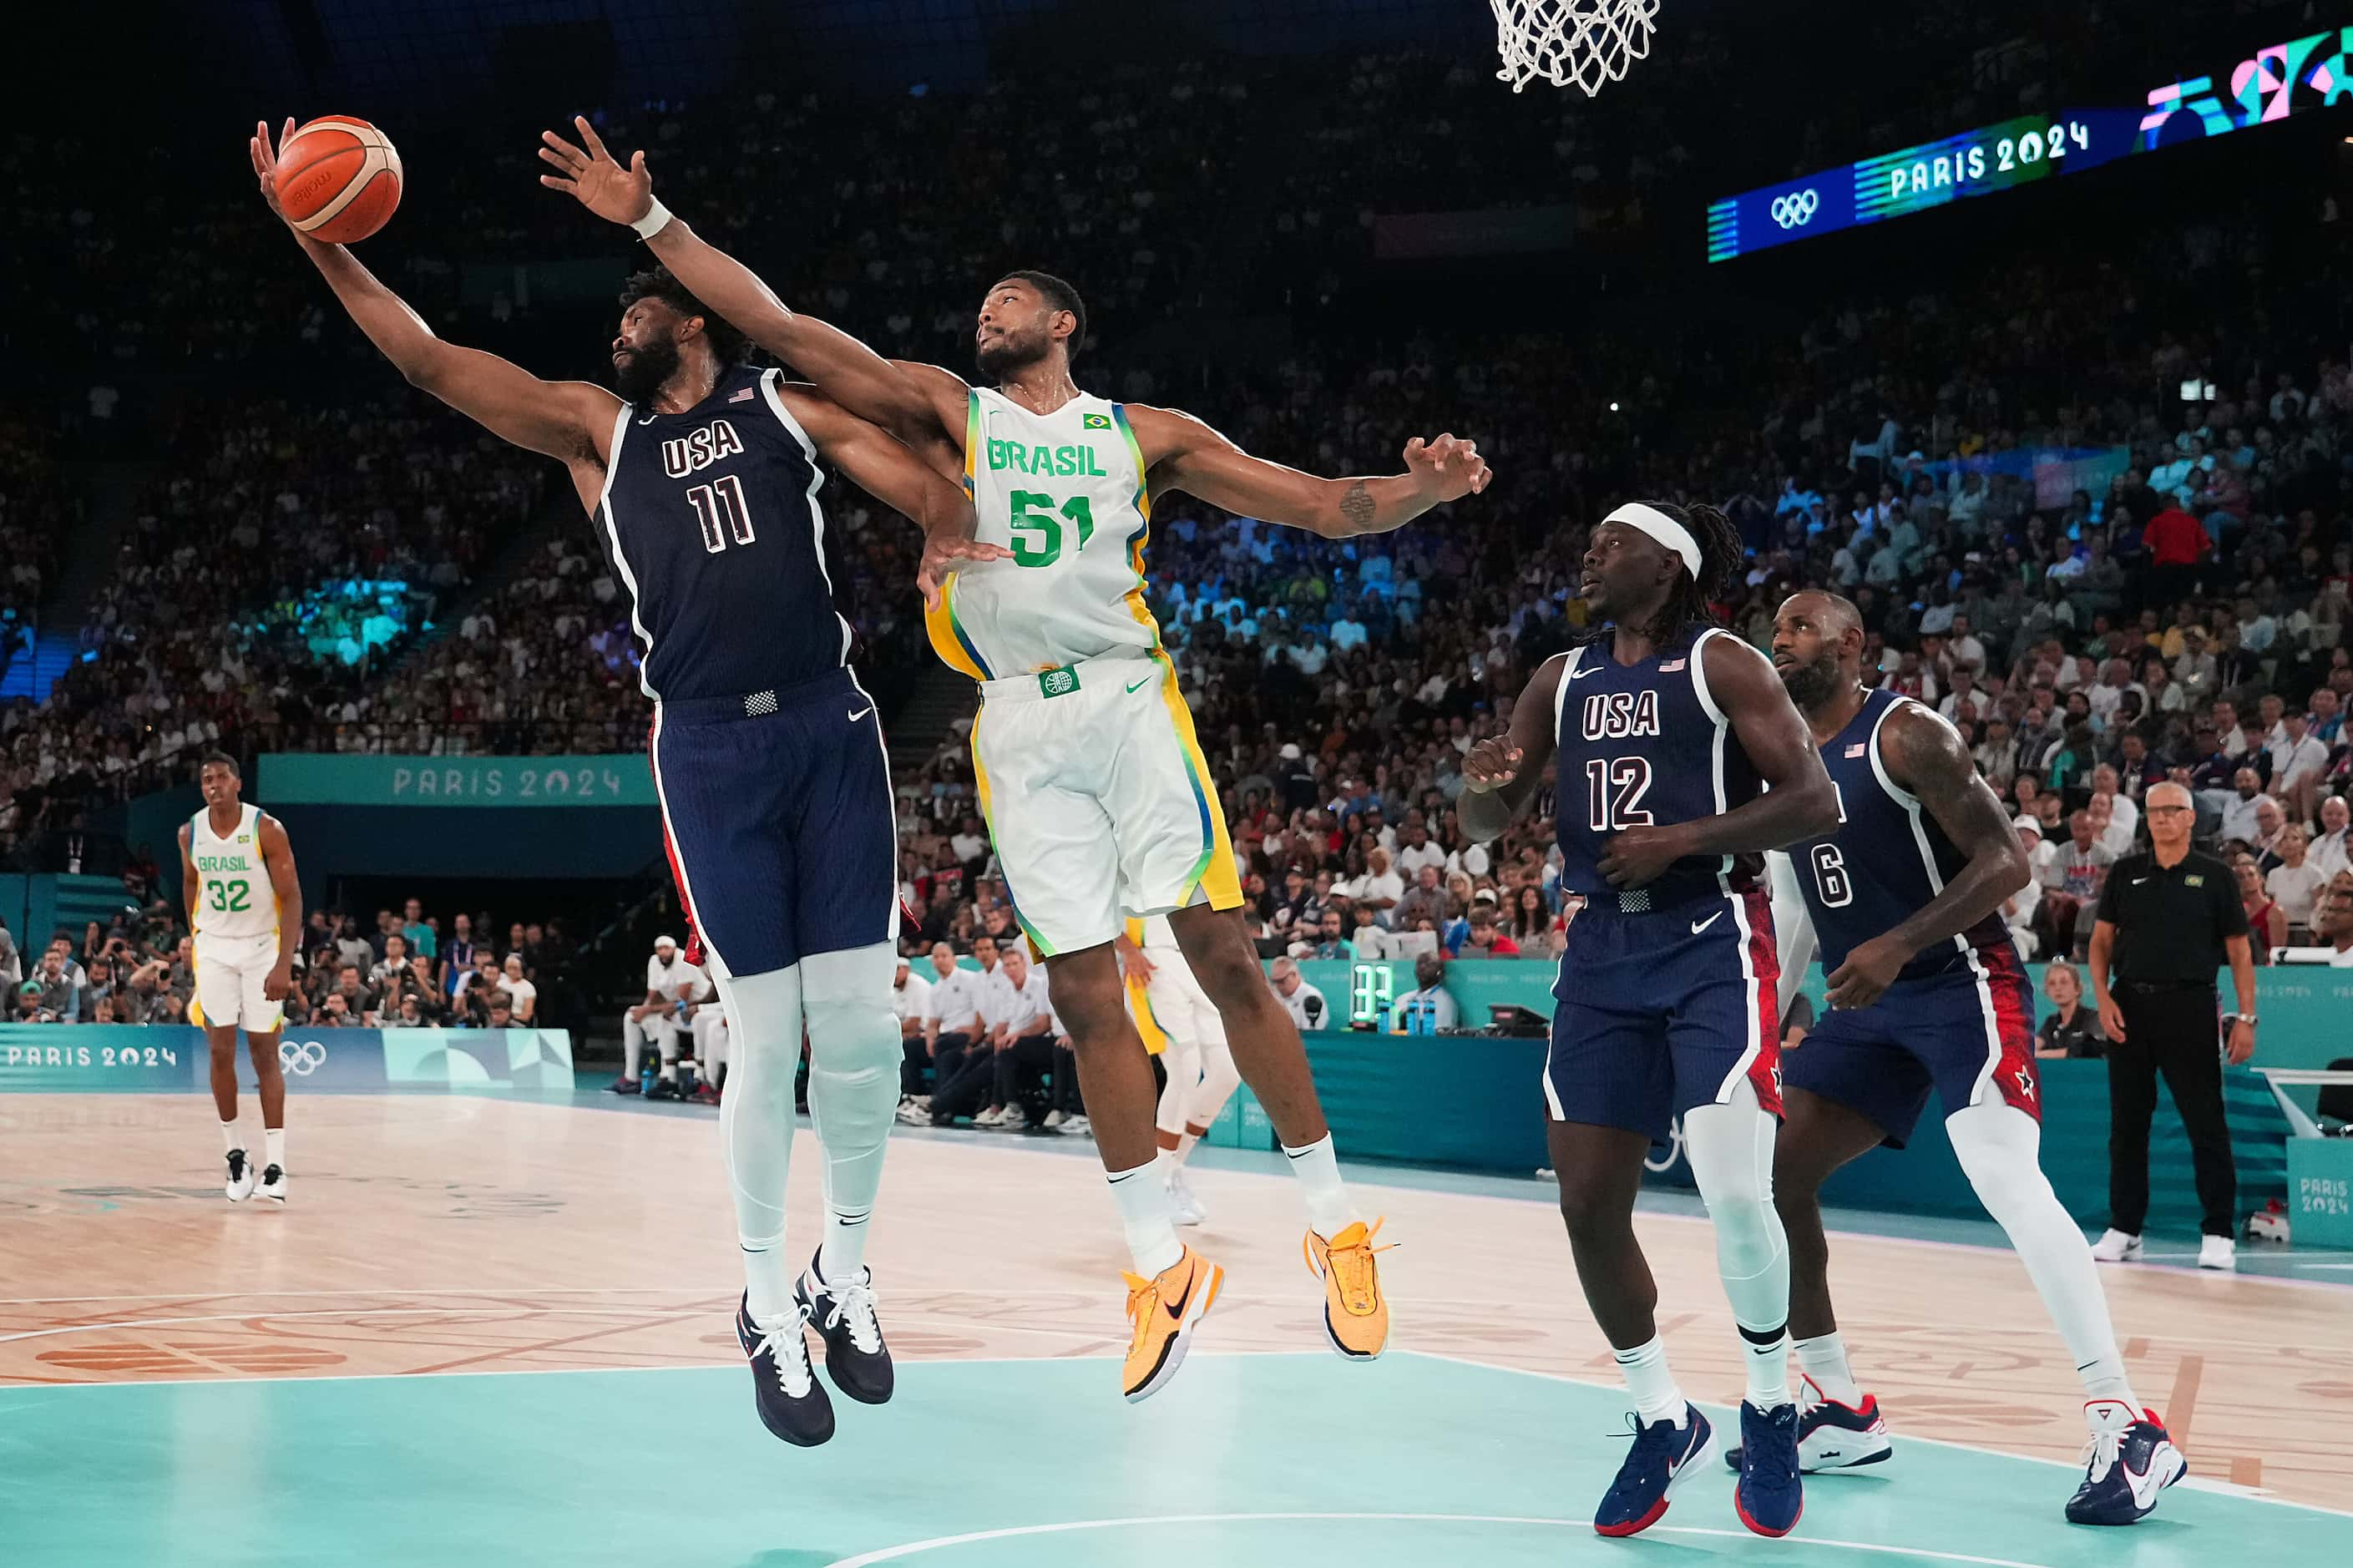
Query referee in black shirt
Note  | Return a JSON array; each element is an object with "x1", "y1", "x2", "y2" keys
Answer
[{"x1": 2085, "y1": 782, "x2": 2258, "y2": 1271}]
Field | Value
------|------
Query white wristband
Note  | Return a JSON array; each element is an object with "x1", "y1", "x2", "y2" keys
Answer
[{"x1": 630, "y1": 199, "x2": 674, "y2": 241}]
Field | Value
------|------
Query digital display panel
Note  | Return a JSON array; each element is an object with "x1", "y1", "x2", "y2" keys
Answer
[{"x1": 1708, "y1": 25, "x2": 2353, "y2": 262}]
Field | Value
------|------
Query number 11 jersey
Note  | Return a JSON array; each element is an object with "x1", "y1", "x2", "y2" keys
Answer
[
  {"x1": 927, "y1": 387, "x2": 1156, "y2": 680},
  {"x1": 1551, "y1": 625, "x2": 1766, "y2": 913}
]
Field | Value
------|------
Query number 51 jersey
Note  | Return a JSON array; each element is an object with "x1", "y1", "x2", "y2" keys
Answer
[{"x1": 926, "y1": 387, "x2": 1157, "y2": 680}]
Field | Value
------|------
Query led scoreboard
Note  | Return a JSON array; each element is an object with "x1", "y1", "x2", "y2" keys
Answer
[{"x1": 1708, "y1": 24, "x2": 2353, "y2": 263}]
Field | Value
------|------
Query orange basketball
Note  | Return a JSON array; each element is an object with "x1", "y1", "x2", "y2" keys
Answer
[{"x1": 274, "y1": 116, "x2": 403, "y2": 245}]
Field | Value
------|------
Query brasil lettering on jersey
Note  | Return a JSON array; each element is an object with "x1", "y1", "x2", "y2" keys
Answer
[
  {"x1": 983, "y1": 438, "x2": 1111, "y2": 478},
  {"x1": 192, "y1": 853, "x2": 254, "y2": 873}
]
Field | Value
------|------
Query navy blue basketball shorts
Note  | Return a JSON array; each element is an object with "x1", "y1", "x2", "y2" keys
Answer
[
  {"x1": 1546, "y1": 882, "x2": 1783, "y2": 1146},
  {"x1": 648, "y1": 670, "x2": 899, "y2": 977},
  {"x1": 1783, "y1": 941, "x2": 2040, "y2": 1148}
]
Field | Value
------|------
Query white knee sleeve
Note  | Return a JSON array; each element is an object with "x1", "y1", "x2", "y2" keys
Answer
[
  {"x1": 713, "y1": 965, "x2": 806, "y2": 1252},
  {"x1": 1683, "y1": 1080, "x2": 1791, "y2": 1333},
  {"x1": 1765, "y1": 850, "x2": 1816, "y2": 1022},
  {"x1": 1156, "y1": 1033, "x2": 1201, "y2": 1138},
  {"x1": 1189, "y1": 1031, "x2": 1240, "y2": 1130},
  {"x1": 799, "y1": 943, "x2": 900, "y2": 1266}
]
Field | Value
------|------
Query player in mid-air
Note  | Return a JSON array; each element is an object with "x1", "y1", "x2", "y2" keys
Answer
[
  {"x1": 1753, "y1": 591, "x2": 2184, "y2": 1526},
  {"x1": 539, "y1": 118, "x2": 1488, "y2": 1399},
  {"x1": 250, "y1": 118, "x2": 995, "y2": 1449},
  {"x1": 1457, "y1": 503, "x2": 1840, "y2": 1540},
  {"x1": 184, "y1": 753, "x2": 301, "y2": 1205},
  {"x1": 1118, "y1": 915, "x2": 1242, "y2": 1224}
]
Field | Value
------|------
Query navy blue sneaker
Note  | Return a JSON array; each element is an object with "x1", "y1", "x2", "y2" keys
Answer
[
  {"x1": 733, "y1": 1292, "x2": 834, "y2": 1447},
  {"x1": 1724, "y1": 1375, "x2": 1893, "y2": 1472},
  {"x1": 795, "y1": 1249, "x2": 893, "y2": 1405},
  {"x1": 1734, "y1": 1399, "x2": 1804, "y2": 1537},
  {"x1": 1594, "y1": 1404, "x2": 1716, "y2": 1537},
  {"x1": 2066, "y1": 1399, "x2": 2184, "y2": 1525}
]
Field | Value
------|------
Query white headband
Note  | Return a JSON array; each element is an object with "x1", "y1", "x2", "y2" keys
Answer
[{"x1": 1605, "y1": 503, "x2": 1701, "y2": 581}]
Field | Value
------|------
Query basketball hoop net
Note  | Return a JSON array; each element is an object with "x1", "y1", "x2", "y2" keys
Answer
[{"x1": 1490, "y1": 0, "x2": 1659, "y2": 95}]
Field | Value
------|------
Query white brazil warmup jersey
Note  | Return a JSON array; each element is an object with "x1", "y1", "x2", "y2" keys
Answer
[
  {"x1": 925, "y1": 387, "x2": 1157, "y2": 680},
  {"x1": 190, "y1": 804, "x2": 277, "y2": 943}
]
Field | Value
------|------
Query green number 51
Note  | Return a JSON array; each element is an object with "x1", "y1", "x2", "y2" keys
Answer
[{"x1": 1007, "y1": 491, "x2": 1095, "y2": 568}]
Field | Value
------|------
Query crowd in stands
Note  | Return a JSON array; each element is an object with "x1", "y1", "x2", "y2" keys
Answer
[
  {"x1": 1, "y1": 882, "x2": 580, "y2": 1029},
  {"x1": 22, "y1": 12, "x2": 2353, "y2": 1013}
]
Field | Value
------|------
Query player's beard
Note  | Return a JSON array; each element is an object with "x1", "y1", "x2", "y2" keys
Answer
[
  {"x1": 974, "y1": 327, "x2": 1046, "y2": 382},
  {"x1": 1779, "y1": 651, "x2": 1845, "y2": 711},
  {"x1": 613, "y1": 336, "x2": 683, "y2": 404}
]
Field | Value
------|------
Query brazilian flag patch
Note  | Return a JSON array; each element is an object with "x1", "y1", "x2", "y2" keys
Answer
[{"x1": 1082, "y1": 412, "x2": 1112, "y2": 429}]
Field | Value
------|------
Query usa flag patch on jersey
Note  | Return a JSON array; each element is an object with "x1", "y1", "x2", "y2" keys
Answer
[
  {"x1": 1846, "y1": 742, "x2": 1868, "y2": 757},
  {"x1": 1658, "y1": 658, "x2": 1686, "y2": 672},
  {"x1": 729, "y1": 387, "x2": 756, "y2": 402}
]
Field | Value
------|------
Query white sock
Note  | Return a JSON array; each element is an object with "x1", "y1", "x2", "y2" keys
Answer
[
  {"x1": 1156, "y1": 1147, "x2": 1177, "y2": 1186},
  {"x1": 1108, "y1": 1159, "x2": 1184, "y2": 1277},
  {"x1": 1612, "y1": 1336, "x2": 1688, "y2": 1426},
  {"x1": 1741, "y1": 1324, "x2": 1793, "y2": 1410},
  {"x1": 1176, "y1": 1128, "x2": 1202, "y2": 1166},
  {"x1": 264, "y1": 1128, "x2": 286, "y2": 1171},
  {"x1": 1947, "y1": 1103, "x2": 2138, "y2": 1409},
  {"x1": 658, "y1": 1057, "x2": 677, "y2": 1081},
  {"x1": 221, "y1": 1120, "x2": 241, "y2": 1155},
  {"x1": 817, "y1": 1207, "x2": 871, "y2": 1287},
  {"x1": 1794, "y1": 1332, "x2": 1860, "y2": 1406},
  {"x1": 1281, "y1": 1133, "x2": 1359, "y2": 1238}
]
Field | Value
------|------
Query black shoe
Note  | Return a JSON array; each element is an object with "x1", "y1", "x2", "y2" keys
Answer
[
  {"x1": 608, "y1": 1078, "x2": 640, "y2": 1095},
  {"x1": 733, "y1": 1292, "x2": 834, "y2": 1447},
  {"x1": 795, "y1": 1249, "x2": 894, "y2": 1404},
  {"x1": 645, "y1": 1079, "x2": 680, "y2": 1101}
]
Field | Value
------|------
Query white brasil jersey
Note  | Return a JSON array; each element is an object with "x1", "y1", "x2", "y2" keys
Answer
[
  {"x1": 927, "y1": 387, "x2": 1157, "y2": 680},
  {"x1": 190, "y1": 803, "x2": 276, "y2": 943}
]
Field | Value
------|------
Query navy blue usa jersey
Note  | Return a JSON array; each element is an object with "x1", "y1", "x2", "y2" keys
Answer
[
  {"x1": 1553, "y1": 625, "x2": 1765, "y2": 912},
  {"x1": 1788, "y1": 687, "x2": 2013, "y2": 982},
  {"x1": 593, "y1": 365, "x2": 853, "y2": 702}
]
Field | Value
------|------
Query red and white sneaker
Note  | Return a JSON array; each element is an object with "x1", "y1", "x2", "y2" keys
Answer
[{"x1": 1725, "y1": 1374, "x2": 1892, "y2": 1473}]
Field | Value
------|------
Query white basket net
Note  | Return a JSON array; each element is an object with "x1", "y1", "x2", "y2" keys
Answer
[{"x1": 1490, "y1": 0, "x2": 1660, "y2": 95}]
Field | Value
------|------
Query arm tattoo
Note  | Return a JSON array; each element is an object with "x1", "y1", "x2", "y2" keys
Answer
[
  {"x1": 1338, "y1": 479, "x2": 1375, "y2": 533},
  {"x1": 1890, "y1": 709, "x2": 2017, "y2": 861}
]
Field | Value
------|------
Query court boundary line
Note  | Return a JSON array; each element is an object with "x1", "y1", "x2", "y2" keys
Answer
[
  {"x1": 1394, "y1": 1349, "x2": 2353, "y2": 1520},
  {"x1": 817, "y1": 1511, "x2": 2061, "y2": 1568},
  {"x1": 0, "y1": 1348, "x2": 1308, "y2": 1392}
]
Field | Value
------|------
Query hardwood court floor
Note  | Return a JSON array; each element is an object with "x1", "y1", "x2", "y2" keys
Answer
[{"x1": 0, "y1": 1091, "x2": 2346, "y2": 1565}]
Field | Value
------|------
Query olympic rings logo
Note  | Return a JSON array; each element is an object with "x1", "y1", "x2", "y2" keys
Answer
[
  {"x1": 280, "y1": 1039, "x2": 327, "y2": 1075},
  {"x1": 1770, "y1": 188, "x2": 1820, "y2": 229}
]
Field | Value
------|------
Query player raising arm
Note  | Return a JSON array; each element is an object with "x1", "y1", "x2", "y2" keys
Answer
[
  {"x1": 251, "y1": 118, "x2": 996, "y2": 1451},
  {"x1": 541, "y1": 117, "x2": 1488, "y2": 1404}
]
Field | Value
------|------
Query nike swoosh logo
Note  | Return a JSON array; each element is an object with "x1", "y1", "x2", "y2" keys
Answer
[
  {"x1": 1126, "y1": 676, "x2": 1153, "y2": 694},
  {"x1": 1569, "y1": 665, "x2": 1603, "y2": 680},
  {"x1": 1164, "y1": 1277, "x2": 1193, "y2": 1323},
  {"x1": 2132, "y1": 877, "x2": 2149, "y2": 884},
  {"x1": 1690, "y1": 912, "x2": 1722, "y2": 934},
  {"x1": 637, "y1": 415, "x2": 659, "y2": 427},
  {"x1": 2123, "y1": 1458, "x2": 2163, "y2": 1510},
  {"x1": 847, "y1": 706, "x2": 873, "y2": 722}
]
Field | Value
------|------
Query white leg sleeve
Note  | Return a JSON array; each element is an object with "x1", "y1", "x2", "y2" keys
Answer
[
  {"x1": 1186, "y1": 993, "x2": 1240, "y2": 1130},
  {"x1": 1683, "y1": 1079, "x2": 1793, "y2": 1404},
  {"x1": 713, "y1": 964, "x2": 803, "y2": 1323},
  {"x1": 621, "y1": 1014, "x2": 646, "y2": 1079},
  {"x1": 1946, "y1": 1101, "x2": 2133, "y2": 1401},
  {"x1": 801, "y1": 941, "x2": 901, "y2": 1282},
  {"x1": 691, "y1": 1007, "x2": 728, "y2": 1069},
  {"x1": 1155, "y1": 1029, "x2": 1200, "y2": 1139}
]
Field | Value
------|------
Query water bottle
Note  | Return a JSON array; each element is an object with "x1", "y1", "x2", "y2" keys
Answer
[{"x1": 639, "y1": 1055, "x2": 657, "y2": 1095}]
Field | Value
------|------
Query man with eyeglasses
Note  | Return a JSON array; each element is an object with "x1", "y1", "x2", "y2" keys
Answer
[{"x1": 2084, "y1": 781, "x2": 2259, "y2": 1272}]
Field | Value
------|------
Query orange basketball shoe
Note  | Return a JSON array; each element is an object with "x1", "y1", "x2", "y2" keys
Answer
[
  {"x1": 1121, "y1": 1246, "x2": 1223, "y2": 1403},
  {"x1": 1303, "y1": 1218, "x2": 1392, "y2": 1359}
]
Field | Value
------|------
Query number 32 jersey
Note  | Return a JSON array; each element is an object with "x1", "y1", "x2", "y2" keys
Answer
[
  {"x1": 1552, "y1": 626, "x2": 1765, "y2": 912},
  {"x1": 927, "y1": 387, "x2": 1156, "y2": 680}
]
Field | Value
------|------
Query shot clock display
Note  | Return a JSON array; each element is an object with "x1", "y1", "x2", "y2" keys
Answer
[{"x1": 1708, "y1": 23, "x2": 2353, "y2": 262}]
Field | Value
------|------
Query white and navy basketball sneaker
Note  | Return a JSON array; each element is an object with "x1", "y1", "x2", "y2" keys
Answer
[
  {"x1": 1733, "y1": 1400, "x2": 1805, "y2": 1537},
  {"x1": 794, "y1": 1250, "x2": 893, "y2": 1405},
  {"x1": 1724, "y1": 1375, "x2": 1892, "y2": 1473},
  {"x1": 1593, "y1": 1405, "x2": 1715, "y2": 1537},
  {"x1": 259, "y1": 1164, "x2": 286, "y2": 1204},
  {"x1": 733, "y1": 1292, "x2": 834, "y2": 1447},
  {"x1": 224, "y1": 1150, "x2": 258, "y2": 1203},
  {"x1": 2066, "y1": 1399, "x2": 2184, "y2": 1525}
]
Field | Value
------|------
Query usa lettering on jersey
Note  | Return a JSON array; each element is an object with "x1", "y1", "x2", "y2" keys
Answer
[
  {"x1": 661, "y1": 418, "x2": 747, "y2": 478},
  {"x1": 1580, "y1": 689, "x2": 1662, "y2": 740}
]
